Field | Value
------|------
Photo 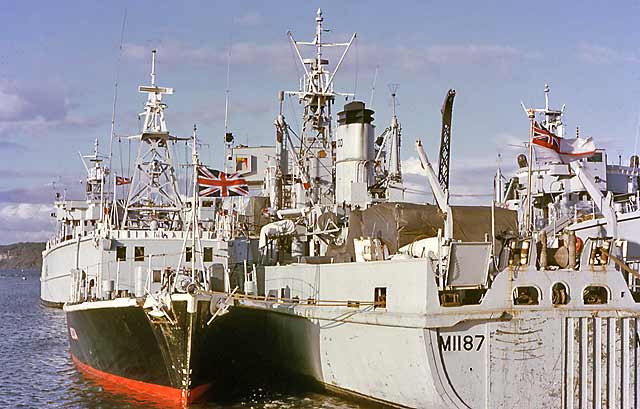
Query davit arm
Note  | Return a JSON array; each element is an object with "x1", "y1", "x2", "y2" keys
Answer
[
  {"x1": 415, "y1": 139, "x2": 453, "y2": 239},
  {"x1": 570, "y1": 161, "x2": 617, "y2": 238}
]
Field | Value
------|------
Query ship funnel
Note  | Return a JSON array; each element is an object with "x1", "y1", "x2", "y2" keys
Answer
[
  {"x1": 335, "y1": 101, "x2": 375, "y2": 206},
  {"x1": 631, "y1": 155, "x2": 639, "y2": 168}
]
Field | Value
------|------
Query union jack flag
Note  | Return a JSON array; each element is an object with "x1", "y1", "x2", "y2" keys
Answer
[
  {"x1": 115, "y1": 175, "x2": 131, "y2": 185},
  {"x1": 197, "y1": 165, "x2": 249, "y2": 197},
  {"x1": 532, "y1": 122, "x2": 560, "y2": 151}
]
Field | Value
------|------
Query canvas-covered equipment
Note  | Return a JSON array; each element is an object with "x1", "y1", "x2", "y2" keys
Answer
[{"x1": 327, "y1": 202, "x2": 517, "y2": 262}]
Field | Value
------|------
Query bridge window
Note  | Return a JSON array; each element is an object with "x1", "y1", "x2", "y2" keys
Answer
[
  {"x1": 134, "y1": 246, "x2": 145, "y2": 262},
  {"x1": 116, "y1": 246, "x2": 126, "y2": 261},
  {"x1": 583, "y1": 286, "x2": 609, "y2": 304},
  {"x1": 204, "y1": 247, "x2": 213, "y2": 262},
  {"x1": 587, "y1": 152, "x2": 603, "y2": 163},
  {"x1": 552, "y1": 282, "x2": 569, "y2": 305},
  {"x1": 513, "y1": 286, "x2": 540, "y2": 305}
]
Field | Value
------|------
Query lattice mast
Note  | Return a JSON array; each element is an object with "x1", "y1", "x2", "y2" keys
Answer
[
  {"x1": 122, "y1": 50, "x2": 187, "y2": 230},
  {"x1": 283, "y1": 9, "x2": 356, "y2": 208}
]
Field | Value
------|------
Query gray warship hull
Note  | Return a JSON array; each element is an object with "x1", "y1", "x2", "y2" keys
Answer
[{"x1": 237, "y1": 254, "x2": 640, "y2": 408}]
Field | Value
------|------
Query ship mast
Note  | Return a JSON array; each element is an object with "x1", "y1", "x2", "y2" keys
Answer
[
  {"x1": 79, "y1": 139, "x2": 108, "y2": 205},
  {"x1": 122, "y1": 50, "x2": 188, "y2": 230},
  {"x1": 388, "y1": 87, "x2": 402, "y2": 182},
  {"x1": 522, "y1": 84, "x2": 565, "y2": 234},
  {"x1": 283, "y1": 8, "x2": 356, "y2": 208},
  {"x1": 373, "y1": 87, "x2": 403, "y2": 185}
]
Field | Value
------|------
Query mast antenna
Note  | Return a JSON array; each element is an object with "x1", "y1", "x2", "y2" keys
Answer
[
  {"x1": 107, "y1": 9, "x2": 127, "y2": 225},
  {"x1": 223, "y1": 22, "x2": 235, "y2": 172},
  {"x1": 224, "y1": 24, "x2": 233, "y2": 135},
  {"x1": 369, "y1": 64, "x2": 379, "y2": 108}
]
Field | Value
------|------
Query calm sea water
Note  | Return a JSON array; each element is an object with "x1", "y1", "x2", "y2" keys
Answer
[{"x1": 0, "y1": 270, "x2": 371, "y2": 409}]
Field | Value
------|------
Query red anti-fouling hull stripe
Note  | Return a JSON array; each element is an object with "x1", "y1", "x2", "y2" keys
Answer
[{"x1": 71, "y1": 353, "x2": 210, "y2": 405}]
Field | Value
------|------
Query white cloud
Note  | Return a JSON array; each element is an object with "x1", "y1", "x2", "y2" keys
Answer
[
  {"x1": 0, "y1": 87, "x2": 28, "y2": 121},
  {"x1": 0, "y1": 203, "x2": 54, "y2": 244},
  {"x1": 401, "y1": 156, "x2": 424, "y2": 175},
  {"x1": 400, "y1": 156, "x2": 516, "y2": 206}
]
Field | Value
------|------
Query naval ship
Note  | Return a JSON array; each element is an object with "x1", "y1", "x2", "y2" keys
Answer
[
  {"x1": 217, "y1": 10, "x2": 640, "y2": 409},
  {"x1": 62, "y1": 51, "x2": 270, "y2": 404}
]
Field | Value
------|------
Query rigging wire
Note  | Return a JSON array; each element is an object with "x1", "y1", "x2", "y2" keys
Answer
[
  {"x1": 399, "y1": 185, "x2": 493, "y2": 198},
  {"x1": 288, "y1": 35, "x2": 303, "y2": 83},
  {"x1": 369, "y1": 64, "x2": 379, "y2": 108},
  {"x1": 635, "y1": 108, "x2": 640, "y2": 157},
  {"x1": 287, "y1": 94, "x2": 302, "y2": 137},
  {"x1": 353, "y1": 35, "x2": 358, "y2": 100}
]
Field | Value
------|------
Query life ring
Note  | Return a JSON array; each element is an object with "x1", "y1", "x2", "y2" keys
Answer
[{"x1": 575, "y1": 237, "x2": 583, "y2": 253}]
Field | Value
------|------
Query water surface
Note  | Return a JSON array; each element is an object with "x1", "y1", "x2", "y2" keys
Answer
[{"x1": 0, "y1": 270, "x2": 371, "y2": 408}]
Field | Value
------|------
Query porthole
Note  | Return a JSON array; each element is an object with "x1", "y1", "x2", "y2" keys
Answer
[
  {"x1": 583, "y1": 286, "x2": 609, "y2": 305},
  {"x1": 552, "y1": 282, "x2": 569, "y2": 305},
  {"x1": 513, "y1": 286, "x2": 540, "y2": 305}
]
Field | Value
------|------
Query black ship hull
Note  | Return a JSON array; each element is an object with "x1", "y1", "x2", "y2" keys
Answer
[
  {"x1": 65, "y1": 295, "x2": 238, "y2": 405},
  {"x1": 65, "y1": 295, "x2": 324, "y2": 406}
]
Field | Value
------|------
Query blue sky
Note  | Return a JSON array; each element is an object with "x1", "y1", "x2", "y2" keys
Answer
[{"x1": 1, "y1": 1, "x2": 640, "y2": 243}]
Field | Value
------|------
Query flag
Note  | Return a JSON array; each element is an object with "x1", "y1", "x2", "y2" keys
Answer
[
  {"x1": 115, "y1": 175, "x2": 131, "y2": 185},
  {"x1": 531, "y1": 122, "x2": 596, "y2": 163},
  {"x1": 197, "y1": 165, "x2": 249, "y2": 197}
]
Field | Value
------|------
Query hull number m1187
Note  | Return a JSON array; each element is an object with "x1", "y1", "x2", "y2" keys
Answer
[{"x1": 439, "y1": 334, "x2": 485, "y2": 352}]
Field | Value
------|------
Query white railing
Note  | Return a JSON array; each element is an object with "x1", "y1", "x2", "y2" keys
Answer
[{"x1": 108, "y1": 229, "x2": 217, "y2": 240}]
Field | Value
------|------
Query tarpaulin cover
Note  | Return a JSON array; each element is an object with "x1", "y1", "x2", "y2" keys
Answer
[{"x1": 326, "y1": 202, "x2": 517, "y2": 262}]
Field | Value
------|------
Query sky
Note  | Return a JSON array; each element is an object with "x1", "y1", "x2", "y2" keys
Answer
[{"x1": 1, "y1": 0, "x2": 640, "y2": 244}]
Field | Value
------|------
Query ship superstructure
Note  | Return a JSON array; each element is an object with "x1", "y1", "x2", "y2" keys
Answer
[
  {"x1": 42, "y1": 51, "x2": 253, "y2": 307},
  {"x1": 499, "y1": 85, "x2": 640, "y2": 259}
]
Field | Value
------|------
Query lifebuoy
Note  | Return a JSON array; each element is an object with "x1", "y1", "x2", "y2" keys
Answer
[{"x1": 576, "y1": 237, "x2": 583, "y2": 253}]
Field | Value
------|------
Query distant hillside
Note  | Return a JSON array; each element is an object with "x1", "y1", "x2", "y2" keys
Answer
[{"x1": 0, "y1": 242, "x2": 46, "y2": 270}]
